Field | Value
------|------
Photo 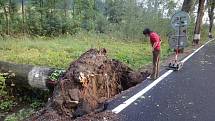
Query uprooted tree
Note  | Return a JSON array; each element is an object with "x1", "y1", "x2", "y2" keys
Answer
[{"x1": 0, "y1": 48, "x2": 149, "y2": 120}]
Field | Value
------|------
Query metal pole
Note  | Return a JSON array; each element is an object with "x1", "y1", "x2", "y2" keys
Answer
[{"x1": 176, "y1": 17, "x2": 181, "y2": 62}]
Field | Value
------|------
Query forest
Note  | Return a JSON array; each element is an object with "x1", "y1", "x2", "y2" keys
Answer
[{"x1": 0, "y1": 0, "x2": 212, "y2": 38}]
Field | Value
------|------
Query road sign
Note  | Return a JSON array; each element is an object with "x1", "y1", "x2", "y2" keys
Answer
[
  {"x1": 168, "y1": 11, "x2": 190, "y2": 50},
  {"x1": 168, "y1": 32, "x2": 188, "y2": 50},
  {"x1": 171, "y1": 11, "x2": 190, "y2": 30},
  {"x1": 168, "y1": 11, "x2": 190, "y2": 71}
]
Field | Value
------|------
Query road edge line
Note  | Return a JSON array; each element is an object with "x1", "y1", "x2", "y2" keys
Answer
[{"x1": 112, "y1": 38, "x2": 214, "y2": 114}]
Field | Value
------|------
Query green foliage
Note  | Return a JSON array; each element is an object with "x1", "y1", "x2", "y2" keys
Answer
[
  {"x1": 95, "y1": 13, "x2": 109, "y2": 33},
  {"x1": 105, "y1": 0, "x2": 125, "y2": 24},
  {"x1": 0, "y1": 0, "x2": 211, "y2": 43},
  {"x1": 0, "y1": 0, "x2": 211, "y2": 69},
  {"x1": 4, "y1": 108, "x2": 35, "y2": 121},
  {"x1": 30, "y1": 100, "x2": 44, "y2": 109},
  {"x1": 0, "y1": 73, "x2": 17, "y2": 112},
  {"x1": 0, "y1": 33, "x2": 172, "y2": 70},
  {"x1": 49, "y1": 69, "x2": 66, "y2": 82},
  {"x1": 0, "y1": 0, "x2": 185, "y2": 39},
  {"x1": 116, "y1": 53, "x2": 133, "y2": 64},
  {"x1": 0, "y1": 100, "x2": 16, "y2": 112},
  {"x1": 4, "y1": 115, "x2": 18, "y2": 121},
  {"x1": 0, "y1": 73, "x2": 7, "y2": 96}
]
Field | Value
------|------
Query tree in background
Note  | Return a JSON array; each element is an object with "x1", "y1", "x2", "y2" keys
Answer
[
  {"x1": 81, "y1": 0, "x2": 96, "y2": 31},
  {"x1": 94, "y1": 0, "x2": 108, "y2": 33},
  {"x1": 0, "y1": 0, "x2": 212, "y2": 41},
  {"x1": 105, "y1": 0, "x2": 125, "y2": 24},
  {"x1": 181, "y1": 0, "x2": 194, "y2": 13},
  {"x1": 21, "y1": 0, "x2": 25, "y2": 34},
  {"x1": 0, "y1": 0, "x2": 180, "y2": 38},
  {"x1": 207, "y1": 0, "x2": 215, "y2": 38},
  {"x1": 166, "y1": 0, "x2": 178, "y2": 16},
  {"x1": 193, "y1": 0, "x2": 206, "y2": 44},
  {"x1": 0, "y1": 0, "x2": 10, "y2": 35}
]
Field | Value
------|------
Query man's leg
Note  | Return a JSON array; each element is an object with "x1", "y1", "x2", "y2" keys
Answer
[
  {"x1": 155, "y1": 51, "x2": 160, "y2": 79},
  {"x1": 151, "y1": 51, "x2": 157, "y2": 80}
]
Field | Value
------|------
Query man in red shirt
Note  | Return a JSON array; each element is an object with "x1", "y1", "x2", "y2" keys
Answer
[{"x1": 143, "y1": 28, "x2": 161, "y2": 80}]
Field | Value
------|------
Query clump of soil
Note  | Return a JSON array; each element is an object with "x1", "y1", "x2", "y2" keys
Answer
[{"x1": 26, "y1": 48, "x2": 149, "y2": 121}]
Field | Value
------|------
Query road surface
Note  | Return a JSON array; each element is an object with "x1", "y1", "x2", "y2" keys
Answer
[{"x1": 108, "y1": 40, "x2": 215, "y2": 121}]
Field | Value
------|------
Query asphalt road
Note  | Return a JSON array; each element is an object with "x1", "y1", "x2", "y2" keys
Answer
[{"x1": 108, "y1": 40, "x2": 215, "y2": 121}]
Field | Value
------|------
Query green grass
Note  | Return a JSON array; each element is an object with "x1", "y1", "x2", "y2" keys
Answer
[
  {"x1": 4, "y1": 108, "x2": 35, "y2": 121},
  {"x1": 0, "y1": 30, "x2": 210, "y2": 70}
]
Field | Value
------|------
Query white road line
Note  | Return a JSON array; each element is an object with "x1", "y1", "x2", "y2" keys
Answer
[
  {"x1": 112, "y1": 70, "x2": 173, "y2": 114},
  {"x1": 181, "y1": 39, "x2": 214, "y2": 63},
  {"x1": 112, "y1": 39, "x2": 214, "y2": 114}
]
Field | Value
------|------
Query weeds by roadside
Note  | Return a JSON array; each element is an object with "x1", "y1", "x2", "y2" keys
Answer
[{"x1": 0, "y1": 32, "x2": 173, "y2": 70}]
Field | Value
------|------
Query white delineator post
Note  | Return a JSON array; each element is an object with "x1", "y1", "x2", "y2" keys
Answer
[{"x1": 194, "y1": 34, "x2": 201, "y2": 41}]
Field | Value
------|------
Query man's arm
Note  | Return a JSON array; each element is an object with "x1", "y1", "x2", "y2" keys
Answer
[
  {"x1": 152, "y1": 41, "x2": 159, "y2": 51},
  {"x1": 150, "y1": 33, "x2": 161, "y2": 51}
]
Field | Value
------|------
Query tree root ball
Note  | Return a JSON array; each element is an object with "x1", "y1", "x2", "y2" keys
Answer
[{"x1": 26, "y1": 48, "x2": 150, "y2": 120}]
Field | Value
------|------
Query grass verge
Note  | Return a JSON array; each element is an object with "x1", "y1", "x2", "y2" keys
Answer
[{"x1": 0, "y1": 32, "x2": 172, "y2": 70}]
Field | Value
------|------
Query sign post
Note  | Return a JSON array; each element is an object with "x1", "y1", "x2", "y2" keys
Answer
[{"x1": 168, "y1": 11, "x2": 190, "y2": 70}]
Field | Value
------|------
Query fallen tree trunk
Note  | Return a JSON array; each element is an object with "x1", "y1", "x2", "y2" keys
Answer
[
  {"x1": 0, "y1": 59, "x2": 149, "y2": 91},
  {"x1": 0, "y1": 61, "x2": 55, "y2": 90}
]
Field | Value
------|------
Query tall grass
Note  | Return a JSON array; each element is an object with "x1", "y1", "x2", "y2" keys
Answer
[{"x1": 0, "y1": 29, "x2": 211, "y2": 70}]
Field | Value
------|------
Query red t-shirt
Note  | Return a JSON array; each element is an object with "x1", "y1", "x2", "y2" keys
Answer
[{"x1": 149, "y1": 32, "x2": 161, "y2": 51}]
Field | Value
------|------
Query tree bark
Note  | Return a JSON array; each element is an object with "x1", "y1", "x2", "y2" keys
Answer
[
  {"x1": 208, "y1": 0, "x2": 214, "y2": 38},
  {"x1": 73, "y1": 0, "x2": 75, "y2": 17},
  {"x1": 182, "y1": 0, "x2": 194, "y2": 13},
  {"x1": 40, "y1": 0, "x2": 43, "y2": 34},
  {"x1": 64, "y1": 0, "x2": 67, "y2": 17},
  {"x1": 3, "y1": 6, "x2": 9, "y2": 35},
  {"x1": 0, "y1": 61, "x2": 55, "y2": 90},
  {"x1": 8, "y1": 0, "x2": 11, "y2": 35},
  {"x1": 21, "y1": 0, "x2": 25, "y2": 34},
  {"x1": 193, "y1": 0, "x2": 206, "y2": 44}
]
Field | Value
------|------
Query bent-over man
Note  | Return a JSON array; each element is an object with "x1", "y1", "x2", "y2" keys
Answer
[{"x1": 143, "y1": 28, "x2": 161, "y2": 80}]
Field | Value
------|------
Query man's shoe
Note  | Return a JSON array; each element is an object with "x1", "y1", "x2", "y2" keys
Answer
[{"x1": 147, "y1": 76, "x2": 155, "y2": 80}]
